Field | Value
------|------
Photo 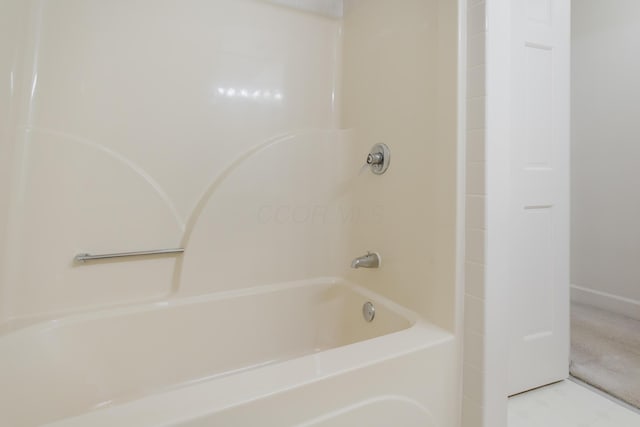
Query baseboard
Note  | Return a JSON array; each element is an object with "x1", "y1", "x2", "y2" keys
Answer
[{"x1": 571, "y1": 284, "x2": 640, "y2": 321}]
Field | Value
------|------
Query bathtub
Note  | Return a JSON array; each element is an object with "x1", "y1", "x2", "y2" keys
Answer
[{"x1": 0, "y1": 279, "x2": 456, "y2": 427}]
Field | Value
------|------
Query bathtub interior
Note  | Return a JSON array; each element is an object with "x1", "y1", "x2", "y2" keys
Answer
[
  {"x1": 0, "y1": 279, "x2": 422, "y2": 426},
  {"x1": 0, "y1": 0, "x2": 460, "y2": 425},
  {"x1": 46, "y1": 330, "x2": 457, "y2": 427}
]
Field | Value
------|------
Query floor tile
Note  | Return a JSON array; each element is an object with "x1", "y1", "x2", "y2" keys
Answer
[{"x1": 508, "y1": 380, "x2": 640, "y2": 427}]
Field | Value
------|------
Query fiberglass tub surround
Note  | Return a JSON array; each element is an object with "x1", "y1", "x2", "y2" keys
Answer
[
  {"x1": 0, "y1": 279, "x2": 423, "y2": 426},
  {"x1": 0, "y1": 0, "x2": 459, "y2": 426}
]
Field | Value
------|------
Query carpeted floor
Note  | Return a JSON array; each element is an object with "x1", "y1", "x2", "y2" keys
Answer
[{"x1": 570, "y1": 302, "x2": 640, "y2": 409}]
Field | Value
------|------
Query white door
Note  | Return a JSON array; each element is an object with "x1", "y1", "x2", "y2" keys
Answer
[{"x1": 507, "y1": 0, "x2": 571, "y2": 396}]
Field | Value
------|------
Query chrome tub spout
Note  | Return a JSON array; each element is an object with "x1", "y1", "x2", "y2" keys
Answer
[{"x1": 351, "y1": 252, "x2": 380, "y2": 269}]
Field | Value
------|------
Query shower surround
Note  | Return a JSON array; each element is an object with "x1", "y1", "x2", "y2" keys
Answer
[{"x1": 0, "y1": 0, "x2": 460, "y2": 425}]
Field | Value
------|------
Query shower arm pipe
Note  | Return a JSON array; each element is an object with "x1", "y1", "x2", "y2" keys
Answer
[{"x1": 74, "y1": 248, "x2": 184, "y2": 263}]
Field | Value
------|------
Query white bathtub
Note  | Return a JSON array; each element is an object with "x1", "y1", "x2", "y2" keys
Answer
[{"x1": 0, "y1": 279, "x2": 456, "y2": 427}]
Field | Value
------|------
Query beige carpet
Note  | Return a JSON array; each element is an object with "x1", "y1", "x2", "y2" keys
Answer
[{"x1": 570, "y1": 302, "x2": 640, "y2": 409}]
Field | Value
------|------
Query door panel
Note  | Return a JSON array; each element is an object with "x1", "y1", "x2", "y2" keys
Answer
[{"x1": 507, "y1": 0, "x2": 570, "y2": 396}]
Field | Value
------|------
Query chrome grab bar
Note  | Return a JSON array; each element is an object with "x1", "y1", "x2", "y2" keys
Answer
[{"x1": 74, "y1": 248, "x2": 184, "y2": 263}]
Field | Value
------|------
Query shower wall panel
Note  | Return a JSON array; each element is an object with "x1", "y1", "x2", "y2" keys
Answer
[{"x1": 0, "y1": 0, "x2": 345, "y2": 323}]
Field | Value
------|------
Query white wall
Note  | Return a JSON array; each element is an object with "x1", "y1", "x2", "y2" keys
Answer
[
  {"x1": 341, "y1": 0, "x2": 458, "y2": 330},
  {"x1": 0, "y1": 3, "x2": 13, "y2": 323},
  {"x1": 0, "y1": 0, "x2": 346, "y2": 325},
  {"x1": 0, "y1": 0, "x2": 30, "y2": 323},
  {"x1": 571, "y1": 0, "x2": 640, "y2": 319},
  {"x1": 461, "y1": 0, "x2": 488, "y2": 425},
  {"x1": 0, "y1": 0, "x2": 459, "y2": 334}
]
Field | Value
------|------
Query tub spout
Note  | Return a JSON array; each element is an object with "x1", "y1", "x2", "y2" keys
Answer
[{"x1": 351, "y1": 252, "x2": 380, "y2": 269}]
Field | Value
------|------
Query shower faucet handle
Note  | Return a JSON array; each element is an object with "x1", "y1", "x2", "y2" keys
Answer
[
  {"x1": 367, "y1": 152, "x2": 384, "y2": 166},
  {"x1": 365, "y1": 143, "x2": 391, "y2": 175}
]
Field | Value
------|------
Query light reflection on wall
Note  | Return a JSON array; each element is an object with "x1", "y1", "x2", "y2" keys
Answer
[{"x1": 215, "y1": 87, "x2": 283, "y2": 102}]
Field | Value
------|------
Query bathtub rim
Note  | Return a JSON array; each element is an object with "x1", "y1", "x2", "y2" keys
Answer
[
  {"x1": 42, "y1": 316, "x2": 454, "y2": 427},
  {"x1": 1, "y1": 276, "x2": 454, "y2": 426},
  {"x1": 0, "y1": 277, "x2": 419, "y2": 339}
]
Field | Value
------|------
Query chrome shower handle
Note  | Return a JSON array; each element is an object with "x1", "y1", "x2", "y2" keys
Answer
[
  {"x1": 367, "y1": 152, "x2": 384, "y2": 166},
  {"x1": 365, "y1": 143, "x2": 390, "y2": 175}
]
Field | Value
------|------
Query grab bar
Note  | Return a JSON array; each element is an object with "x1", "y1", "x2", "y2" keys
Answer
[{"x1": 74, "y1": 248, "x2": 184, "y2": 263}]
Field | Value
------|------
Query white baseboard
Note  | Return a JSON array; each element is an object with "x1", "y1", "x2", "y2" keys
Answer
[{"x1": 571, "y1": 284, "x2": 640, "y2": 321}]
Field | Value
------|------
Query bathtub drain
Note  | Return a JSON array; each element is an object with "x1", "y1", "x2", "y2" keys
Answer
[{"x1": 362, "y1": 301, "x2": 375, "y2": 322}]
